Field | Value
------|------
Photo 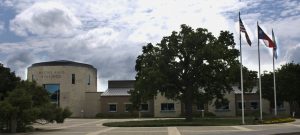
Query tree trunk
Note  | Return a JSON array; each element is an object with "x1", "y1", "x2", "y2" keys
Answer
[
  {"x1": 184, "y1": 89, "x2": 193, "y2": 121},
  {"x1": 289, "y1": 101, "x2": 293, "y2": 116},
  {"x1": 10, "y1": 115, "x2": 17, "y2": 133},
  {"x1": 184, "y1": 99, "x2": 193, "y2": 121}
]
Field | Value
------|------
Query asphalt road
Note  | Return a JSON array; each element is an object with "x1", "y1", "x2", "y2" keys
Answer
[{"x1": 5, "y1": 118, "x2": 300, "y2": 135}]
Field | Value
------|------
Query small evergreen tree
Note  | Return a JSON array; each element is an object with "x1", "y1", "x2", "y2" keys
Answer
[{"x1": 0, "y1": 64, "x2": 71, "y2": 133}]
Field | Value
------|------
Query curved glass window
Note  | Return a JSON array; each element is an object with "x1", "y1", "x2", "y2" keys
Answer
[{"x1": 44, "y1": 84, "x2": 60, "y2": 107}]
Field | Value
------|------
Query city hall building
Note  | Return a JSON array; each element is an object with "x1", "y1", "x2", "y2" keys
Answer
[
  {"x1": 27, "y1": 60, "x2": 291, "y2": 118},
  {"x1": 27, "y1": 60, "x2": 101, "y2": 117}
]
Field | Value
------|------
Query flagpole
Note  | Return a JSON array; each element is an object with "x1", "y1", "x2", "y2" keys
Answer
[
  {"x1": 272, "y1": 29, "x2": 277, "y2": 116},
  {"x1": 273, "y1": 42, "x2": 277, "y2": 116},
  {"x1": 239, "y1": 12, "x2": 245, "y2": 125},
  {"x1": 257, "y1": 22, "x2": 263, "y2": 121}
]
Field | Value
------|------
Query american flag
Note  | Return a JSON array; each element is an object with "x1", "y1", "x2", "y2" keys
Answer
[
  {"x1": 239, "y1": 19, "x2": 246, "y2": 32},
  {"x1": 239, "y1": 16, "x2": 252, "y2": 46}
]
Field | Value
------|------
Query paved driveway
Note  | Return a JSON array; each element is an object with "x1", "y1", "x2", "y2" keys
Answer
[{"x1": 7, "y1": 118, "x2": 300, "y2": 135}]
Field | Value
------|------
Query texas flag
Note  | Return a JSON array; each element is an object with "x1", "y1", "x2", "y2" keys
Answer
[{"x1": 258, "y1": 25, "x2": 275, "y2": 48}]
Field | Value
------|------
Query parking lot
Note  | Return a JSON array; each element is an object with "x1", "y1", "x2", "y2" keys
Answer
[{"x1": 7, "y1": 118, "x2": 300, "y2": 135}]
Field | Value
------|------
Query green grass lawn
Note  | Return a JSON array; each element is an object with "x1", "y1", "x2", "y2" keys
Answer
[{"x1": 103, "y1": 117, "x2": 258, "y2": 127}]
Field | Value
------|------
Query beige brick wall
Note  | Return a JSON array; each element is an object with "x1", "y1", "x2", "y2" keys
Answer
[
  {"x1": 262, "y1": 99, "x2": 270, "y2": 114},
  {"x1": 27, "y1": 65, "x2": 97, "y2": 117},
  {"x1": 208, "y1": 93, "x2": 236, "y2": 117},
  {"x1": 262, "y1": 99, "x2": 290, "y2": 115},
  {"x1": 154, "y1": 93, "x2": 181, "y2": 117},
  {"x1": 84, "y1": 92, "x2": 101, "y2": 117},
  {"x1": 101, "y1": 96, "x2": 132, "y2": 115},
  {"x1": 235, "y1": 94, "x2": 260, "y2": 115},
  {"x1": 100, "y1": 96, "x2": 154, "y2": 117}
]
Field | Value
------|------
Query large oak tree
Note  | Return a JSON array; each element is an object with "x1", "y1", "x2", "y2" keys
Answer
[{"x1": 131, "y1": 25, "x2": 240, "y2": 121}]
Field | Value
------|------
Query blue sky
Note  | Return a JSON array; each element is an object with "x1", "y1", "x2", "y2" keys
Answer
[{"x1": 0, "y1": 0, "x2": 299, "y2": 91}]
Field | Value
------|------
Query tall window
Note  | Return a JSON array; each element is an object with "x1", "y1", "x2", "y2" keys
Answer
[
  {"x1": 140, "y1": 103, "x2": 149, "y2": 112},
  {"x1": 72, "y1": 74, "x2": 75, "y2": 84},
  {"x1": 250, "y1": 101, "x2": 258, "y2": 110},
  {"x1": 43, "y1": 84, "x2": 60, "y2": 107},
  {"x1": 109, "y1": 104, "x2": 117, "y2": 112},
  {"x1": 161, "y1": 103, "x2": 175, "y2": 111},
  {"x1": 88, "y1": 75, "x2": 91, "y2": 85}
]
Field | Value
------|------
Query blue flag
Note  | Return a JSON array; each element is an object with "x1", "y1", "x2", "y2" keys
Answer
[{"x1": 272, "y1": 29, "x2": 278, "y2": 59}]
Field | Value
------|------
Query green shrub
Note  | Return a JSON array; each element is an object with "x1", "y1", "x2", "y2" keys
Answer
[
  {"x1": 192, "y1": 112, "x2": 216, "y2": 118},
  {"x1": 204, "y1": 112, "x2": 216, "y2": 117}
]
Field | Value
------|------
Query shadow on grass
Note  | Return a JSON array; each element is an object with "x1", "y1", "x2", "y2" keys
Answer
[
  {"x1": 273, "y1": 132, "x2": 300, "y2": 135},
  {"x1": 34, "y1": 128, "x2": 64, "y2": 132}
]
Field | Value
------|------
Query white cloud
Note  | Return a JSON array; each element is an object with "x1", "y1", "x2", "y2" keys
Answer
[
  {"x1": 2, "y1": 0, "x2": 300, "y2": 91},
  {"x1": 0, "y1": 41, "x2": 44, "y2": 79},
  {"x1": 10, "y1": 1, "x2": 81, "y2": 37},
  {"x1": 0, "y1": 0, "x2": 14, "y2": 7},
  {"x1": 124, "y1": 0, "x2": 243, "y2": 43},
  {"x1": 74, "y1": 28, "x2": 120, "y2": 48},
  {"x1": 268, "y1": 16, "x2": 300, "y2": 39},
  {"x1": 8, "y1": 0, "x2": 243, "y2": 40},
  {"x1": 286, "y1": 44, "x2": 300, "y2": 63},
  {"x1": 1, "y1": 25, "x2": 140, "y2": 91}
]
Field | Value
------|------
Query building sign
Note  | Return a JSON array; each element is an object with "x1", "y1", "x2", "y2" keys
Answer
[{"x1": 38, "y1": 71, "x2": 64, "y2": 79}]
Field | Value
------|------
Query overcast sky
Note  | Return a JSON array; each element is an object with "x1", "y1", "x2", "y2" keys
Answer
[{"x1": 0, "y1": 0, "x2": 299, "y2": 91}]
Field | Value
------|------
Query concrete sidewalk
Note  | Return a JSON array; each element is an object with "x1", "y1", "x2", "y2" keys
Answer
[{"x1": 2, "y1": 118, "x2": 300, "y2": 135}]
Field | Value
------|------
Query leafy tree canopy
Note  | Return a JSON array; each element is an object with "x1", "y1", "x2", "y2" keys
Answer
[
  {"x1": 130, "y1": 24, "x2": 241, "y2": 121},
  {"x1": 0, "y1": 63, "x2": 20, "y2": 101},
  {"x1": 262, "y1": 62, "x2": 300, "y2": 115},
  {"x1": 228, "y1": 65, "x2": 257, "y2": 92},
  {"x1": 0, "y1": 64, "x2": 71, "y2": 133}
]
